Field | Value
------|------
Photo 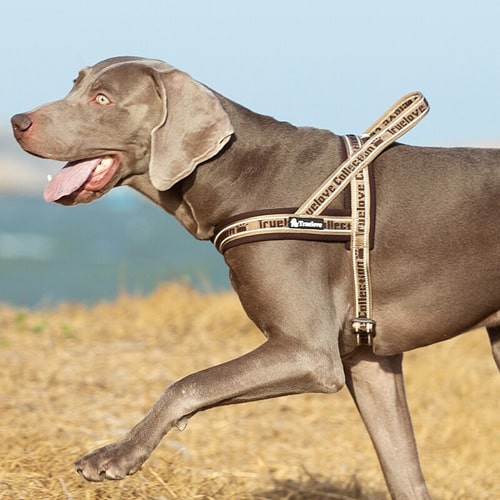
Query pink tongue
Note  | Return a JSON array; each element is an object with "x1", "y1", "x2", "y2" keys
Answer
[{"x1": 44, "y1": 158, "x2": 102, "y2": 202}]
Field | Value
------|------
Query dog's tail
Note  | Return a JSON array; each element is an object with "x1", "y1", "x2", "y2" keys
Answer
[{"x1": 487, "y1": 326, "x2": 500, "y2": 371}]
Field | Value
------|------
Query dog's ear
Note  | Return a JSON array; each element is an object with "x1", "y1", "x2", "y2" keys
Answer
[{"x1": 149, "y1": 67, "x2": 234, "y2": 191}]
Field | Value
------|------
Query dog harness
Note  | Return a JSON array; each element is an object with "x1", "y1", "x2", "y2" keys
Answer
[{"x1": 213, "y1": 92, "x2": 429, "y2": 346}]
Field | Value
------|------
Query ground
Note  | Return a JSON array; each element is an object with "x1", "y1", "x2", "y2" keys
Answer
[{"x1": 0, "y1": 284, "x2": 498, "y2": 499}]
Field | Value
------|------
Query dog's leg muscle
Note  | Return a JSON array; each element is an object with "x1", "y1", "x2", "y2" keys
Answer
[{"x1": 343, "y1": 349, "x2": 430, "y2": 500}]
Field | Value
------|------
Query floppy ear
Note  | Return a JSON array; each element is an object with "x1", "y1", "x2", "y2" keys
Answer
[{"x1": 149, "y1": 68, "x2": 234, "y2": 191}]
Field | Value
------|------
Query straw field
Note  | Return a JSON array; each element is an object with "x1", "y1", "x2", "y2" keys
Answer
[{"x1": 0, "y1": 283, "x2": 498, "y2": 499}]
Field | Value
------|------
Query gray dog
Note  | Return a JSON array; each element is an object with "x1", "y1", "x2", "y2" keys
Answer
[{"x1": 11, "y1": 57, "x2": 499, "y2": 499}]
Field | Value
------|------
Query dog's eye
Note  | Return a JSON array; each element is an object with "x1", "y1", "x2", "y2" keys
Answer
[{"x1": 94, "y1": 94, "x2": 112, "y2": 106}]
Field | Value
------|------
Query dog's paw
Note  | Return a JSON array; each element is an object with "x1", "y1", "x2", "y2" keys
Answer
[{"x1": 74, "y1": 440, "x2": 149, "y2": 482}]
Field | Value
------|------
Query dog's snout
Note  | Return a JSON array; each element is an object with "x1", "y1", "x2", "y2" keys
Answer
[{"x1": 11, "y1": 113, "x2": 33, "y2": 134}]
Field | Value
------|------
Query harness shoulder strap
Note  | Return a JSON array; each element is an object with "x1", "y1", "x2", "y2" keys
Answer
[
  {"x1": 345, "y1": 135, "x2": 375, "y2": 345},
  {"x1": 295, "y1": 92, "x2": 428, "y2": 216}
]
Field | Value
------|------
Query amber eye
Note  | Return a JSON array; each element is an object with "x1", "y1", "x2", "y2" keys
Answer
[{"x1": 95, "y1": 93, "x2": 112, "y2": 106}]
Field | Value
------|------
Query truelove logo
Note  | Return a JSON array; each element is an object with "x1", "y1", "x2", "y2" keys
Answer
[{"x1": 288, "y1": 217, "x2": 324, "y2": 230}]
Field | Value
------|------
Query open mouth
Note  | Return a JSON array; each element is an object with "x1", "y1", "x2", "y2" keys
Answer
[{"x1": 44, "y1": 155, "x2": 121, "y2": 204}]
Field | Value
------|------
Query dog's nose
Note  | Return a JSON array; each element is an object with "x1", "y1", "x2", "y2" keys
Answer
[{"x1": 11, "y1": 113, "x2": 33, "y2": 134}]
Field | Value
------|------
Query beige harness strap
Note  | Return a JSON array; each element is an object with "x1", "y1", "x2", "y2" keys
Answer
[
  {"x1": 214, "y1": 210, "x2": 352, "y2": 252},
  {"x1": 345, "y1": 134, "x2": 375, "y2": 345},
  {"x1": 295, "y1": 92, "x2": 428, "y2": 216},
  {"x1": 340, "y1": 93, "x2": 428, "y2": 344},
  {"x1": 213, "y1": 92, "x2": 430, "y2": 347}
]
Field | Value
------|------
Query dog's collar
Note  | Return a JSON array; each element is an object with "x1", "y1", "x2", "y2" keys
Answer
[{"x1": 213, "y1": 92, "x2": 429, "y2": 346}]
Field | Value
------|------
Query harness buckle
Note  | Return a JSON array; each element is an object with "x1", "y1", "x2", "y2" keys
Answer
[{"x1": 351, "y1": 318, "x2": 376, "y2": 346}]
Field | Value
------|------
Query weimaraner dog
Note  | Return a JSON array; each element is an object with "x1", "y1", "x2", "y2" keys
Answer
[{"x1": 11, "y1": 57, "x2": 500, "y2": 499}]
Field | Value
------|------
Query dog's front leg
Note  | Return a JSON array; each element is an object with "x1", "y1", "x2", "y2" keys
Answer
[
  {"x1": 74, "y1": 336, "x2": 343, "y2": 481},
  {"x1": 343, "y1": 349, "x2": 430, "y2": 500}
]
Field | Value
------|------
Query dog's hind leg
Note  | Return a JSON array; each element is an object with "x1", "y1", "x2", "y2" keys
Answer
[
  {"x1": 487, "y1": 326, "x2": 500, "y2": 371},
  {"x1": 343, "y1": 349, "x2": 430, "y2": 500}
]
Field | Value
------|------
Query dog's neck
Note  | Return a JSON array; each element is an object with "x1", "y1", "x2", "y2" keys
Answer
[{"x1": 130, "y1": 96, "x2": 346, "y2": 240}]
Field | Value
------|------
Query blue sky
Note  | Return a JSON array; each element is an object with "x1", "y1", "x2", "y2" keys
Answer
[{"x1": 2, "y1": 1, "x2": 500, "y2": 147}]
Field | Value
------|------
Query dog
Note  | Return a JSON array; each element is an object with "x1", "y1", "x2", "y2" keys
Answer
[{"x1": 11, "y1": 56, "x2": 499, "y2": 499}]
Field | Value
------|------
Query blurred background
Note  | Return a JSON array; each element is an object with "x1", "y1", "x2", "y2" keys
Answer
[{"x1": 2, "y1": 1, "x2": 500, "y2": 307}]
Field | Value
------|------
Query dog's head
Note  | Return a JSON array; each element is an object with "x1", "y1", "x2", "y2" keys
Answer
[{"x1": 11, "y1": 56, "x2": 234, "y2": 205}]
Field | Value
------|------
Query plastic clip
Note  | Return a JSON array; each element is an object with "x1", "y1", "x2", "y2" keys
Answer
[{"x1": 351, "y1": 318, "x2": 376, "y2": 346}]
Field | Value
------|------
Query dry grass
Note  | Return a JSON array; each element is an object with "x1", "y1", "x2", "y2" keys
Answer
[{"x1": 0, "y1": 283, "x2": 498, "y2": 499}]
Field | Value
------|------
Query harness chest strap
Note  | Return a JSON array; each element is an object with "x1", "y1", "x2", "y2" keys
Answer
[
  {"x1": 213, "y1": 210, "x2": 353, "y2": 251},
  {"x1": 213, "y1": 92, "x2": 430, "y2": 346}
]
